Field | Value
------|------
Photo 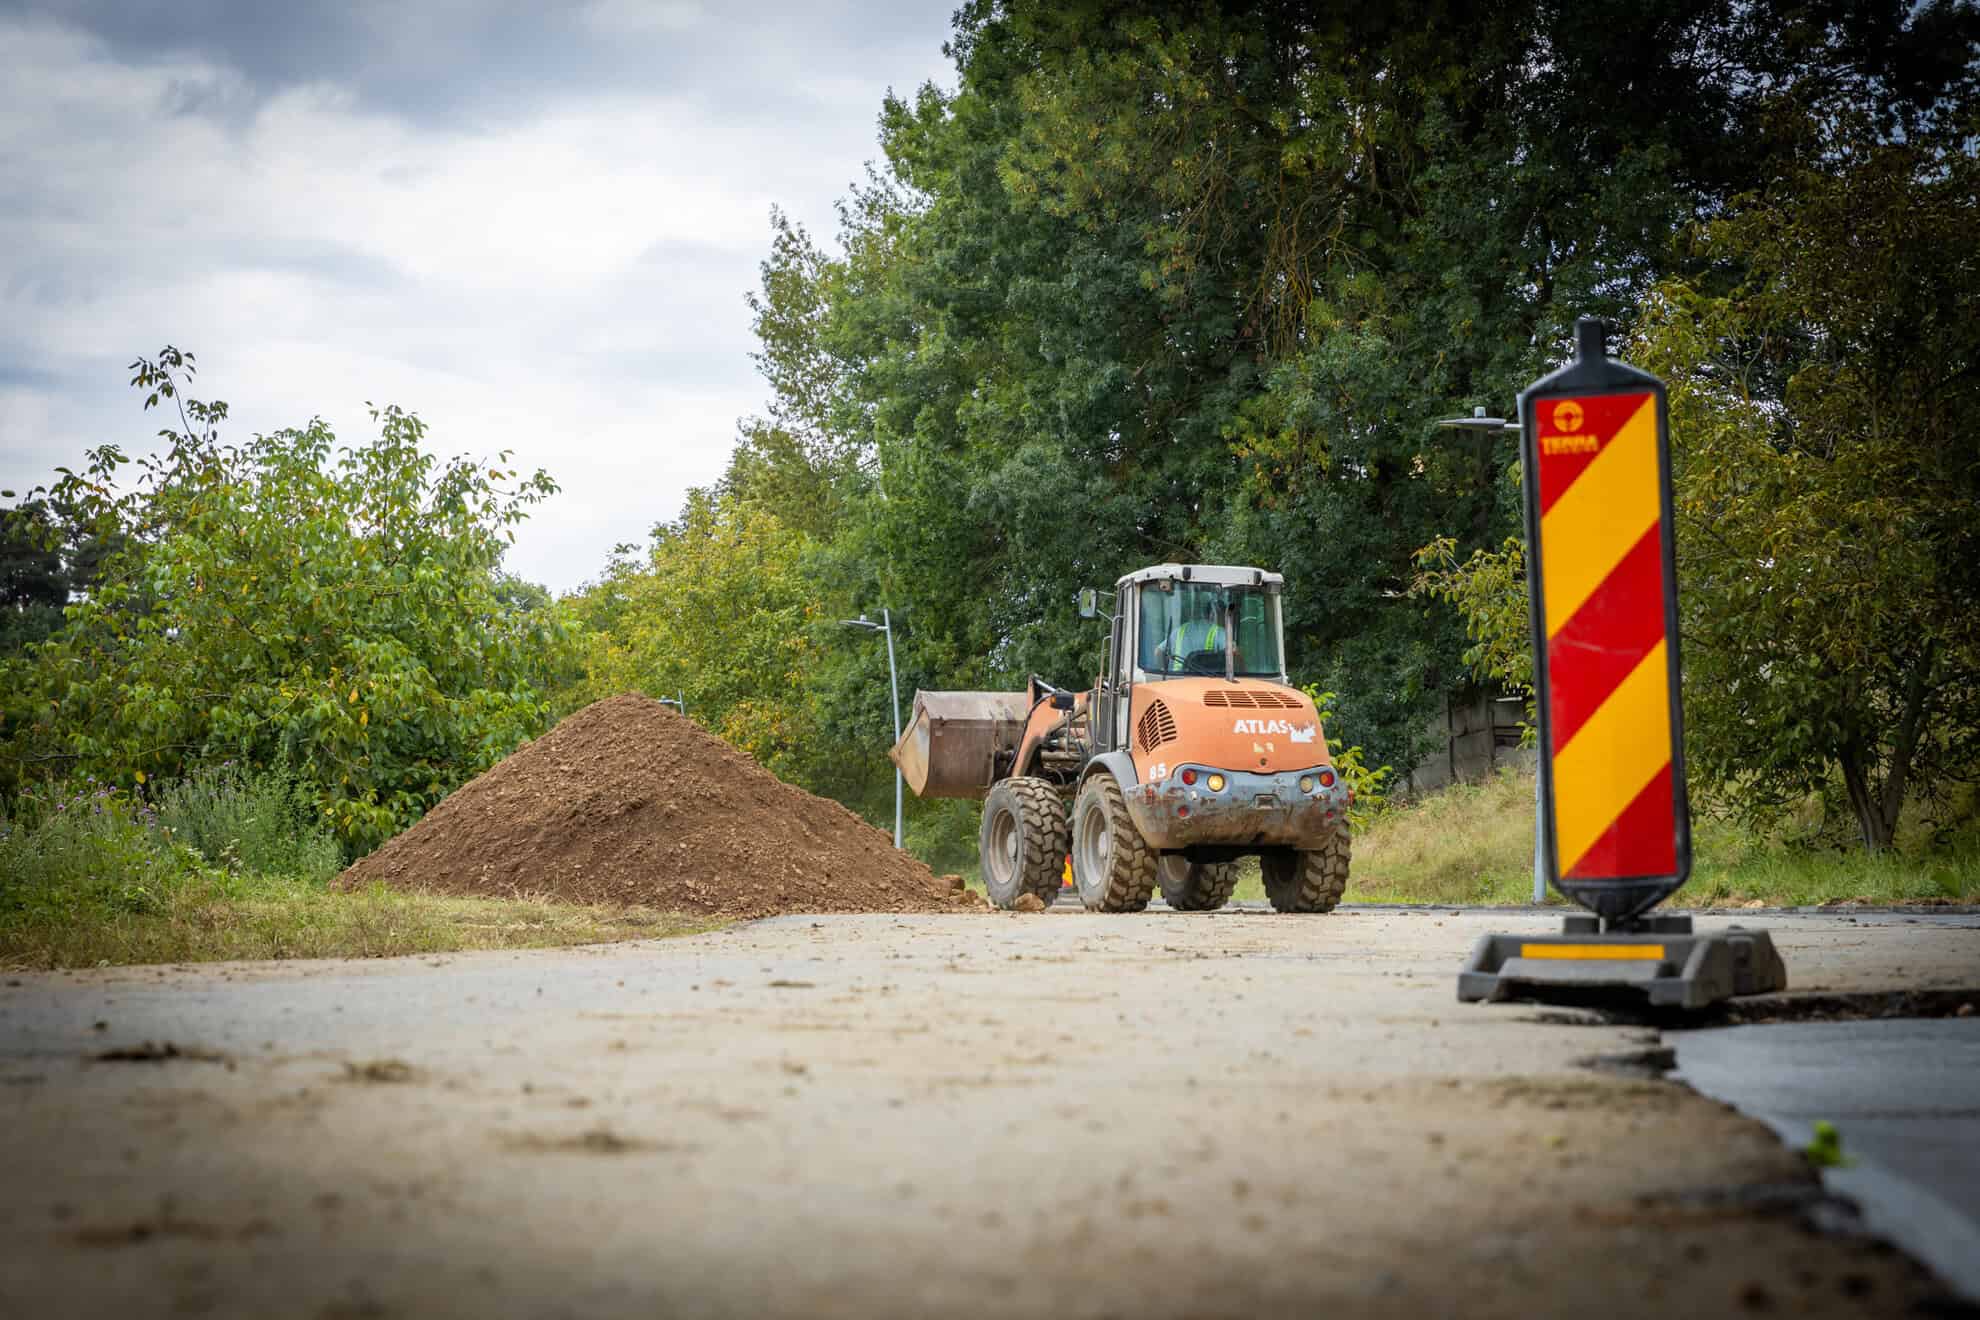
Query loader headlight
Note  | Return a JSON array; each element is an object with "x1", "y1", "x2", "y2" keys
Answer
[
  {"x1": 1206, "y1": 774, "x2": 1225, "y2": 792},
  {"x1": 1298, "y1": 775, "x2": 1314, "y2": 794}
]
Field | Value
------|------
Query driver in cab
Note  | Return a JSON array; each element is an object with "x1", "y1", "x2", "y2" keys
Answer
[{"x1": 1160, "y1": 593, "x2": 1225, "y2": 673}]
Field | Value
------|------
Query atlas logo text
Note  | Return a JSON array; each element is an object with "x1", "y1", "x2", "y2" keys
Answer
[{"x1": 1232, "y1": 719, "x2": 1312, "y2": 737}]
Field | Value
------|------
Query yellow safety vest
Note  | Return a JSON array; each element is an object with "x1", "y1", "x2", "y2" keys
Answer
[{"x1": 1168, "y1": 620, "x2": 1221, "y2": 670}]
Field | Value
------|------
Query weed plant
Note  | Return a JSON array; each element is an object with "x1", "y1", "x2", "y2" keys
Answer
[
  {"x1": 155, "y1": 764, "x2": 343, "y2": 882},
  {"x1": 0, "y1": 780, "x2": 186, "y2": 919}
]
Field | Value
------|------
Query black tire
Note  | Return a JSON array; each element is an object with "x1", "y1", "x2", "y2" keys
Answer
[
  {"x1": 1071, "y1": 774, "x2": 1157, "y2": 913},
  {"x1": 1260, "y1": 827, "x2": 1350, "y2": 913},
  {"x1": 979, "y1": 777, "x2": 1070, "y2": 910},
  {"x1": 1158, "y1": 856, "x2": 1238, "y2": 912}
]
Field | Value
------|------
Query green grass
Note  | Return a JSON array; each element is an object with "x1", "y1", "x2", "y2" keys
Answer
[
  {"x1": 952, "y1": 765, "x2": 1980, "y2": 908},
  {"x1": 0, "y1": 776, "x2": 722, "y2": 970},
  {"x1": 0, "y1": 866, "x2": 721, "y2": 970},
  {"x1": 1330, "y1": 765, "x2": 1980, "y2": 908}
]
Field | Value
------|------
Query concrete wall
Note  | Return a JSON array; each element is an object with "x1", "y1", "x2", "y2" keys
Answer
[{"x1": 1404, "y1": 689, "x2": 1531, "y2": 795}]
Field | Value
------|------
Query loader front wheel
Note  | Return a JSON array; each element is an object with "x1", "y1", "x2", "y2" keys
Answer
[
  {"x1": 979, "y1": 777, "x2": 1070, "y2": 910},
  {"x1": 1071, "y1": 774, "x2": 1157, "y2": 913},
  {"x1": 1261, "y1": 827, "x2": 1350, "y2": 913},
  {"x1": 1158, "y1": 856, "x2": 1239, "y2": 912}
]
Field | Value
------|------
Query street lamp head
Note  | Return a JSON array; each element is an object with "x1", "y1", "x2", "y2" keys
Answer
[{"x1": 1436, "y1": 411, "x2": 1521, "y2": 434}]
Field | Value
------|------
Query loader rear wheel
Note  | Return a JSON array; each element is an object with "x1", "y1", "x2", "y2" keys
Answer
[
  {"x1": 1071, "y1": 774, "x2": 1157, "y2": 913},
  {"x1": 979, "y1": 777, "x2": 1069, "y2": 910},
  {"x1": 1261, "y1": 827, "x2": 1350, "y2": 913},
  {"x1": 1158, "y1": 856, "x2": 1238, "y2": 912}
]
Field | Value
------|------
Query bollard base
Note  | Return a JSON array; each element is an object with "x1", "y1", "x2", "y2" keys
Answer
[{"x1": 1457, "y1": 915, "x2": 1787, "y2": 1010}]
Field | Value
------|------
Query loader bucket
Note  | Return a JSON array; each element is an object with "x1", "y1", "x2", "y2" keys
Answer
[{"x1": 891, "y1": 690, "x2": 1029, "y2": 799}]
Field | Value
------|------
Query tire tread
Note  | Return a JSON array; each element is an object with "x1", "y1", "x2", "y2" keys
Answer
[{"x1": 1262, "y1": 828, "x2": 1350, "y2": 914}]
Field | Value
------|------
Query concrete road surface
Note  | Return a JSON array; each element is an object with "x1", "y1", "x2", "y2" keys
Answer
[
  {"x1": 1, "y1": 907, "x2": 1975, "y2": 1319},
  {"x1": 1675, "y1": 1016, "x2": 1980, "y2": 1298}
]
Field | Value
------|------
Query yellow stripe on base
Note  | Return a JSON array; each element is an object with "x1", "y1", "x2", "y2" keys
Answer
[
  {"x1": 1519, "y1": 943, "x2": 1667, "y2": 961},
  {"x1": 1552, "y1": 639, "x2": 1671, "y2": 873},
  {"x1": 1540, "y1": 396, "x2": 1660, "y2": 635}
]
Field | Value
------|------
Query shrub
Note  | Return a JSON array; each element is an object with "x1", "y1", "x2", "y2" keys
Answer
[
  {"x1": 1302, "y1": 687, "x2": 1392, "y2": 831},
  {"x1": 155, "y1": 764, "x2": 344, "y2": 883},
  {"x1": 0, "y1": 354, "x2": 571, "y2": 851},
  {"x1": 0, "y1": 782, "x2": 189, "y2": 918}
]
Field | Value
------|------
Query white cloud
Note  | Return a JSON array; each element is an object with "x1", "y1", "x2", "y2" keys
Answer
[
  {"x1": 580, "y1": 0, "x2": 706, "y2": 37},
  {"x1": 0, "y1": 3, "x2": 955, "y2": 589}
]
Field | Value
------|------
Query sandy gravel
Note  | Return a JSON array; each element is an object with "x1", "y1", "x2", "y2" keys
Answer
[{"x1": 0, "y1": 907, "x2": 1974, "y2": 1318}]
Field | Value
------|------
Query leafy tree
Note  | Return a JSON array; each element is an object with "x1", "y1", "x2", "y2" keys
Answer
[
  {"x1": 1399, "y1": 107, "x2": 1980, "y2": 848},
  {"x1": 1411, "y1": 532, "x2": 1534, "y2": 724},
  {"x1": 0, "y1": 499, "x2": 69, "y2": 654},
  {"x1": 1635, "y1": 111, "x2": 1980, "y2": 849},
  {"x1": 562, "y1": 489, "x2": 826, "y2": 781},
  {"x1": 724, "y1": 0, "x2": 1978, "y2": 781},
  {"x1": 0, "y1": 352, "x2": 571, "y2": 852}
]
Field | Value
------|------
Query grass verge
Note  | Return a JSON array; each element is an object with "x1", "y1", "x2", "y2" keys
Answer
[
  {"x1": 0, "y1": 873, "x2": 722, "y2": 972},
  {"x1": 957, "y1": 766, "x2": 1979, "y2": 908},
  {"x1": 1331, "y1": 766, "x2": 1979, "y2": 908},
  {"x1": 3, "y1": 773, "x2": 725, "y2": 970}
]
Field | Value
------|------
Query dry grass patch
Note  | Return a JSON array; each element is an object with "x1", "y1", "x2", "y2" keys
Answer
[{"x1": 0, "y1": 875, "x2": 722, "y2": 971}]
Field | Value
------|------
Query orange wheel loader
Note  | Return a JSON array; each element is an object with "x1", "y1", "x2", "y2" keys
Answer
[{"x1": 889, "y1": 564, "x2": 1351, "y2": 913}]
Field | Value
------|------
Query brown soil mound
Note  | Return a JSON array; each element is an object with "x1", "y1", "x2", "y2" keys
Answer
[{"x1": 339, "y1": 694, "x2": 974, "y2": 918}]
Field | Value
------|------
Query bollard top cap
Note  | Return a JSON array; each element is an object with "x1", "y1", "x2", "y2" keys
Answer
[{"x1": 1574, "y1": 316, "x2": 1612, "y2": 364}]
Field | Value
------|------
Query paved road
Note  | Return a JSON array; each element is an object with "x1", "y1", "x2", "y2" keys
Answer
[
  {"x1": 1, "y1": 908, "x2": 1975, "y2": 1318},
  {"x1": 1674, "y1": 1017, "x2": 1980, "y2": 1299}
]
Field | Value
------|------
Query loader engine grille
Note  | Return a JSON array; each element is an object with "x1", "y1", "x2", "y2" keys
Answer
[
  {"x1": 1137, "y1": 699, "x2": 1178, "y2": 752},
  {"x1": 1202, "y1": 689, "x2": 1303, "y2": 709}
]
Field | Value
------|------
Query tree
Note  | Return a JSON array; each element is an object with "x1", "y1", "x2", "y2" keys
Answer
[
  {"x1": 724, "y1": 0, "x2": 1979, "y2": 778},
  {"x1": 1635, "y1": 110, "x2": 1980, "y2": 848},
  {"x1": 0, "y1": 499, "x2": 69, "y2": 654},
  {"x1": 0, "y1": 352, "x2": 571, "y2": 852},
  {"x1": 1403, "y1": 107, "x2": 1980, "y2": 848},
  {"x1": 561, "y1": 489, "x2": 826, "y2": 782}
]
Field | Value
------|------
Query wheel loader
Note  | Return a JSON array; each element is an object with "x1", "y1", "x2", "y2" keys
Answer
[{"x1": 889, "y1": 564, "x2": 1351, "y2": 913}]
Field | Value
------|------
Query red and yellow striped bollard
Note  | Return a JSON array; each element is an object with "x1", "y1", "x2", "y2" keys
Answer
[
  {"x1": 1522, "y1": 318, "x2": 1688, "y2": 921},
  {"x1": 1456, "y1": 318, "x2": 1786, "y2": 1006}
]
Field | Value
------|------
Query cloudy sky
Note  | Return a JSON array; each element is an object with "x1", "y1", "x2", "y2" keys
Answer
[{"x1": 0, "y1": 0, "x2": 956, "y2": 590}]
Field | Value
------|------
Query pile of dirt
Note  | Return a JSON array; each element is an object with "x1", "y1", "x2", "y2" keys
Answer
[{"x1": 338, "y1": 694, "x2": 977, "y2": 918}]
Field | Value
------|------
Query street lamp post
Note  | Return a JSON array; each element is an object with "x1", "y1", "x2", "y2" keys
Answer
[
  {"x1": 1437, "y1": 406, "x2": 1546, "y2": 906},
  {"x1": 840, "y1": 608, "x2": 904, "y2": 850}
]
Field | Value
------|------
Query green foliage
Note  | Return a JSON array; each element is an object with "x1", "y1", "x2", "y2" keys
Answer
[
  {"x1": 1343, "y1": 767, "x2": 1553, "y2": 907},
  {"x1": 1410, "y1": 535, "x2": 1535, "y2": 731},
  {"x1": 1344, "y1": 765, "x2": 1980, "y2": 908},
  {"x1": 1299, "y1": 687, "x2": 1392, "y2": 831},
  {"x1": 0, "y1": 765, "x2": 720, "y2": 970},
  {"x1": 561, "y1": 489, "x2": 825, "y2": 780},
  {"x1": 1405, "y1": 110, "x2": 1980, "y2": 849},
  {"x1": 1, "y1": 496, "x2": 115, "y2": 657},
  {"x1": 12, "y1": 6, "x2": 1979, "y2": 899},
  {"x1": 703, "y1": 0, "x2": 1979, "y2": 791},
  {"x1": 0, "y1": 499, "x2": 66, "y2": 616},
  {"x1": 902, "y1": 797, "x2": 986, "y2": 883},
  {"x1": 1630, "y1": 111, "x2": 1980, "y2": 849},
  {"x1": 0, "y1": 352, "x2": 573, "y2": 852},
  {"x1": 0, "y1": 781, "x2": 189, "y2": 920},
  {"x1": 1803, "y1": 1120, "x2": 1852, "y2": 1170},
  {"x1": 155, "y1": 763, "x2": 343, "y2": 883}
]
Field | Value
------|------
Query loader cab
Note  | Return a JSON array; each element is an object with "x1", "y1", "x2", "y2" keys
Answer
[{"x1": 1083, "y1": 564, "x2": 1287, "y2": 752}]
